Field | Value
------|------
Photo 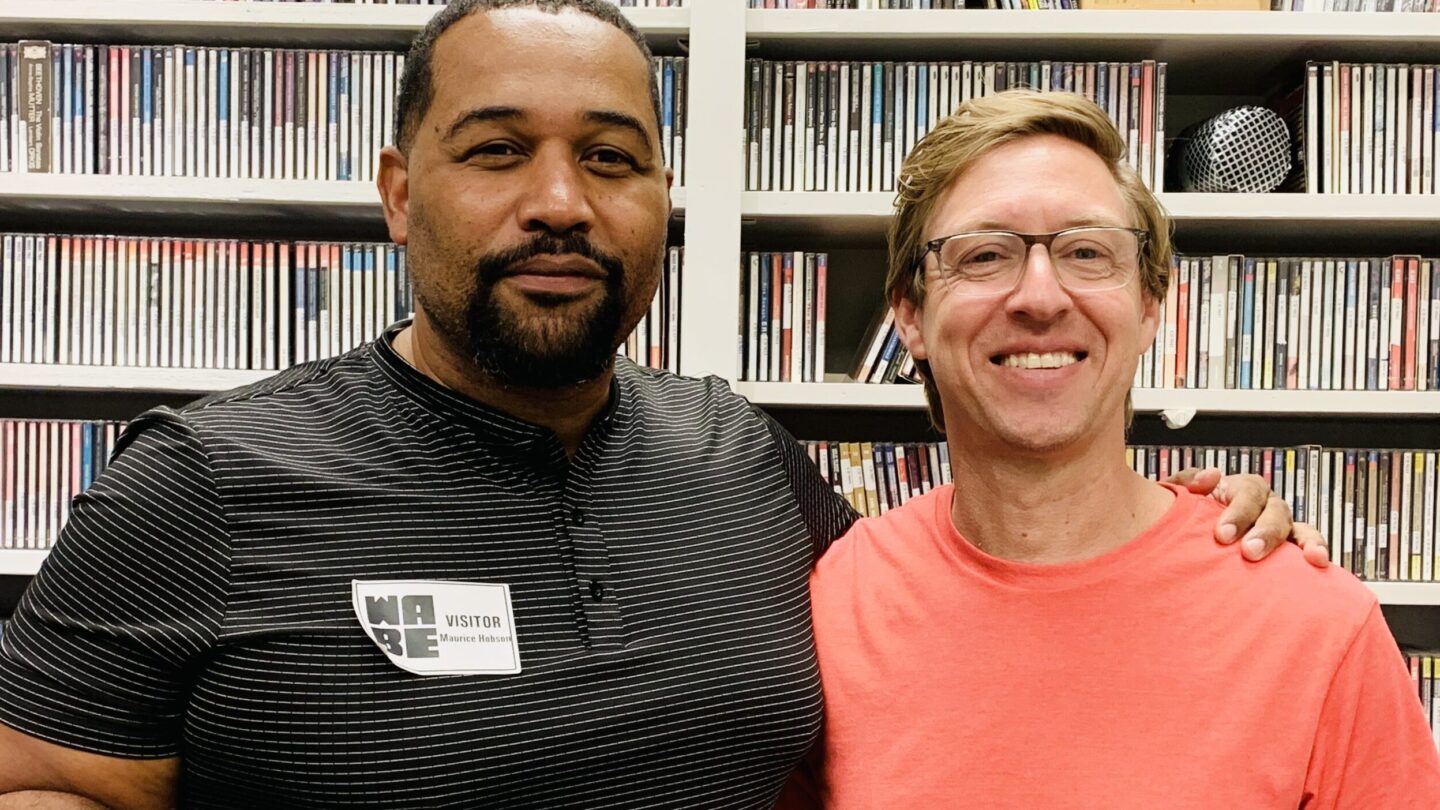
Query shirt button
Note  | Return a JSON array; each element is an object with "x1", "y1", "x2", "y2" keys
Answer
[
  {"x1": 571, "y1": 508, "x2": 585, "y2": 526},
  {"x1": 588, "y1": 580, "x2": 606, "y2": 601}
]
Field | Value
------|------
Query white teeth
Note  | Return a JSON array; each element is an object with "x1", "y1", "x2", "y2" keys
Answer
[{"x1": 1001, "y1": 352, "x2": 1080, "y2": 369}]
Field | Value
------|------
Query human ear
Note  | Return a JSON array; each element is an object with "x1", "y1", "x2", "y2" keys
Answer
[
  {"x1": 894, "y1": 294, "x2": 928, "y2": 362},
  {"x1": 377, "y1": 146, "x2": 412, "y2": 246}
]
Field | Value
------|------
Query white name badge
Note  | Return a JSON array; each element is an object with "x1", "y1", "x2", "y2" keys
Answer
[{"x1": 351, "y1": 579, "x2": 522, "y2": 676}]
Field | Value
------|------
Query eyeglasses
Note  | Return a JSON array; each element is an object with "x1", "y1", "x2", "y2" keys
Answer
[{"x1": 919, "y1": 226, "x2": 1150, "y2": 296}]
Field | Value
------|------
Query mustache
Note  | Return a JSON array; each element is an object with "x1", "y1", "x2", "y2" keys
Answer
[{"x1": 476, "y1": 233, "x2": 625, "y2": 283}]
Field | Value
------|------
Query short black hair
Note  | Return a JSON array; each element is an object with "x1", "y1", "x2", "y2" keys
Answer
[{"x1": 394, "y1": 0, "x2": 661, "y2": 154}]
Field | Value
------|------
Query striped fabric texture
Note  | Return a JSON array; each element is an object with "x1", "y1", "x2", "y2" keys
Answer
[{"x1": 0, "y1": 323, "x2": 857, "y2": 808}]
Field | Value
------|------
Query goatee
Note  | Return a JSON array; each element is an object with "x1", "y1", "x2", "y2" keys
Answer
[{"x1": 465, "y1": 232, "x2": 627, "y2": 389}]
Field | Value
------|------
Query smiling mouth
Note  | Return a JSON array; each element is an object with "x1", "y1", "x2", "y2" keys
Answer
[{"x1": 992, "y1": 351, "x2": 1087, "y2": 369}]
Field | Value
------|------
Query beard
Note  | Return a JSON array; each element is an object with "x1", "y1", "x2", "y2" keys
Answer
[{"x1": 461, "y1": 232, "x2": 629, "y2": 389}]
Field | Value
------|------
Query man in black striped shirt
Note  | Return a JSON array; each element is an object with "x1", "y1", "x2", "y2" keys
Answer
[{"x1": 0, "y1": 2, "x2": 1307, "y2": 808}]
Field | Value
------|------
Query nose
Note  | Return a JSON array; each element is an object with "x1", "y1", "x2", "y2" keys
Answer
[
  {"x1": 1004, "y1": 243, "x2": 1073, "y2": 323},
  {"x1": 515, "y1": 146, "x2": 595, "y2": 236}
]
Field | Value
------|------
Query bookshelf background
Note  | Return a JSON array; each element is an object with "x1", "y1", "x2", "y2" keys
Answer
[{"x1": 2, "y1": 1, "x2": 1439, "y2": 682}]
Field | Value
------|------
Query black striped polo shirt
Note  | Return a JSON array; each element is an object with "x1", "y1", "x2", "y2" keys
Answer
[{"x1": 0, "y1": 322, "x2": 857, "y2": 809}]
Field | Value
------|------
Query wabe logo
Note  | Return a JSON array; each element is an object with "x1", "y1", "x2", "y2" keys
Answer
[{"x1": 351, "y1": 580, "x2": 522, "y2": 676}]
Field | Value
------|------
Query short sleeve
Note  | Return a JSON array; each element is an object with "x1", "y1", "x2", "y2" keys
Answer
[
  {"x1": 1302, "y1": 602, "x2": 1440, "y2": 808},
  {"x1": 754, "y1": 406, "x2": 859, "y2": 562},
  {"x1": 0, "y1": 409, "x2": 231, "y2": 758}
]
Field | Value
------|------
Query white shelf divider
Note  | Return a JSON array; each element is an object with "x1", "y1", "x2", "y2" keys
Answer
[
  {"x1": 3, "y1": 364, "x2": 276, "y2": 395},
  {"x1": 742, "y1": 191, "x2": 1440, "y2": 223},
  {"x1": 1366, "y1": 582, "x2": 1440, "y2": 608},
  {"x1": 3, "y1": 547, "x2": 1436, "y2": 602},
  {"x1": 746, "y1": 8, "x2": 1440, "y2": 42},
  {"x1": 0, "y1": 550, "x2": 50, "y2": 577},
  {"x1": 0, "y1": 1, "x2": 689, "y2": 46},
  {"x1": 743, "y1": 9, "x2": 1440, "y2": 81},
  {"x1": 0, "y1": 174, "x2": 686, "y2": 223},
  {"x1": 733, "y1": 381, "x2": 1440, "y2": 418}
]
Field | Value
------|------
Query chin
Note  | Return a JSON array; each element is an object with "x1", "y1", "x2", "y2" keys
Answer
[{"x1": 986, "y1": 411, "x2": 1092, "y2": 453}]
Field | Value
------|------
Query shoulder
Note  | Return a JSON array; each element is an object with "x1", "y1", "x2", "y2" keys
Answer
[
  {"x1": 179, "y1": 347, "x2": 376, "y2": 427},
  {"x1": 618, "y1": 359, "x2": 758, "y2": 414},
  {"x1": 1169, "y1": 489, "x2": 1378, "y2": 631},
  {"x1": 615, "y1": 359, "x2": 777, "y2": 439},
  {"x1": 813, "y1": 487, "x2": 951, "y2": 584}
]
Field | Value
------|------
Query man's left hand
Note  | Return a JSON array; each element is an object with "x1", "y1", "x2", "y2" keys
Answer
[{"x1": 1166, "y1": 467, "x2": 1330, "y2": 568}]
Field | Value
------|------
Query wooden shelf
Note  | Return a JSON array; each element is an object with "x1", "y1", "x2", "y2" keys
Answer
[
  {"x1": 734, "y1": 382, "x2": 1440, "y2": 419},
  {"x1": 0, "y1": 0, "x2": 691, "y2": 50},
  {"x1": 740, "y1": 192, "x2": 1440, "y2": 250},
  {"x1": 744, "y1": 9, "x2": 1440, "y2": 92}
]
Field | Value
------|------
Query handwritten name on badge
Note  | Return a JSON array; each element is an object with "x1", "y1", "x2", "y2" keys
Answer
[{"x1": 351, "y1": 580, "x2": 522, "y2": 676}]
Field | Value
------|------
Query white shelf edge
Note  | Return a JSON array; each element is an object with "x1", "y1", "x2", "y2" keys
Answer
[
  {"x1": 0, "y1": 550, "x2": 50, "y2": 577},
  {"x1": 0, "y1": 1, "x2": 690, "y2": 38},
  {"x1": 3, "y1": 549, "x2": 1436, "y2": 601},
  {"x1": 741, "y1": 191, "x2": 1440, "y2": 222},
  {"x1": 0, "y1": 174, "x2": 382, "y2": 208},
  {"x1": 745, "y1": 8, "x2": 1440, "y2": 41},
  {"x1": 1, "y1": 364, "x2": 277, "y2": 394},
  {"x1": 733, "y1": 382, "x2": 1440, "y2": 416},
  {"x1": 0, "y1": 174, "x2": 687, "y2": 213},
  {"x1": 1367, "y1": 582, "x2": 1440, "y2": 607}
]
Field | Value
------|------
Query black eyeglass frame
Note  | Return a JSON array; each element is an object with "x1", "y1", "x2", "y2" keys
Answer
[{"x1": 916, "y1": 226, "x2": 1152, "y2": 293}]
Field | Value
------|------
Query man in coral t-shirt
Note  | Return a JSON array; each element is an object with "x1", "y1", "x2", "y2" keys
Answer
[{"x1": 782, "y1": 91, "x2": 1440, "y2": 809}]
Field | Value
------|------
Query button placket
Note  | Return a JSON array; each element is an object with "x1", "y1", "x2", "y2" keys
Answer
[{"x1": 563, "y1": 471, "x2": 623, "y2": 651}]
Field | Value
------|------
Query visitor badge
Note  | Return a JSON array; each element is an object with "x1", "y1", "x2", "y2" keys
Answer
[{"x1": 351, "y1": 579, "x2": 522, "y2": 676}]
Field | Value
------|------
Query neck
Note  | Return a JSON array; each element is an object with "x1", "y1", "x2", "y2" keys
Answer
[
  {"x1": 393, "y1": 312, "x2": 612, "y2": 457},
  {"x1": 945, "y1": 427, "x2": 1171, "y2": 564}
]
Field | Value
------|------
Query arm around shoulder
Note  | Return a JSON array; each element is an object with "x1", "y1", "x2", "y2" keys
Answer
[{"x1": 0, "y1": 722, "x2": 177, "y2": 809}]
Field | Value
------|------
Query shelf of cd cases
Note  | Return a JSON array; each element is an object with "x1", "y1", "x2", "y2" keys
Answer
[
  {"x1": 20, "y1": 370, "x2": 1440, "y2": 407},
  {"x1": 0, "y1": 174, "x2": 688, "y2": 224},
  {"x1": 742, "y1": 10, "x2": 1440, "y2": 78},
  {"x1": 0, "y1": 1, "x2": 691, "y2": 50},
  {"x1": 0, "y1": 548, "x2": 1433, "y2": 599},
  {"x1": 745, "y1": 8, "x2": 1440, "y2": 47},
  {"x1": 738, "y1": 192, "x2": 1440, "y2": 242},
  {"x1": 733, "y1": 381, "x2": 1440, "y2": 417}
]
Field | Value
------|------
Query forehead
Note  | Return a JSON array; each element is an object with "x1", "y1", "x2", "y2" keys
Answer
[
  {"x1": 427, "y1": 8, "x2": 654, "y2": 126},
  {"x1": 929, "y1": 134, "x2": 1130, "y2": 233}
]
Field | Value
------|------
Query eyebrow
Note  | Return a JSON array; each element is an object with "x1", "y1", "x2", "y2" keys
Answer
[
  {"x1": 584, "y1": 110, "x2": 654, "y2": 148},
  {"x1": 443, "y1": 106, "x2": 654, "y2": 148},
  {"x1": 444, "y1": 106, "x2": 524, "y2": 141},
  {"x1": 956, "y1": 216, "x2": 1126, "y2": 232}
]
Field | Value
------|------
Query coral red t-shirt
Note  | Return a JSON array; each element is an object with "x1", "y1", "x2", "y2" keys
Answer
[{"x1": 785, "y1": 483, "x2": 1440, "y2": 809}]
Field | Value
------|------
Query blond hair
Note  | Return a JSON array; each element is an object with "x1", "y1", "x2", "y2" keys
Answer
[{"x1": 884, "y1": 89, "x2": 1173, "y2": 432}]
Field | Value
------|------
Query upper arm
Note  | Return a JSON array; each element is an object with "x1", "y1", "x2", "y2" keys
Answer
[
  {"x1": 0, "y1": 410, "x2": 229, "y2": 763},
  {"x1": 0, "y1": 722, "x2": 177, "y2": 810},
  {"x1": 753, "y1": 406, "x2": 859, "y2": 562},
  {"x1": 1302, "y1": 603, "x2": 1440, "y2": 808}
]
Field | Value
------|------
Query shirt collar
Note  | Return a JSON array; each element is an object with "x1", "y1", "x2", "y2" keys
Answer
[{"x1": 368, "y1": 319, "x2": 625, "y2": 454}]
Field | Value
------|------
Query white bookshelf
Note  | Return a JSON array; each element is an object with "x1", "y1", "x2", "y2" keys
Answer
[
  {"x1": 0, "y1": 174, "x2": 688, "y2": 224},
  {"x1": 0, "y1": 550, "x2": 48, "y2": 577},
  {"x1": 2, "y1": 547, "x2": 1435, "y2": 606},
  {"x1": 0, "y1": 0, "x2": 690, "y2": 50},
  {"x1": 739, "y1": 191, "x2": 1440, "y2": 242},
  {"x1": 1, "y1": 3, "x2": 1438, "y2": 613},
  {"x1": 735, "y1": 382, "x2": 1440, "y2": 417},
  {"x1": 1, "y1": 364, "x2": 275, "y2": 394}
]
